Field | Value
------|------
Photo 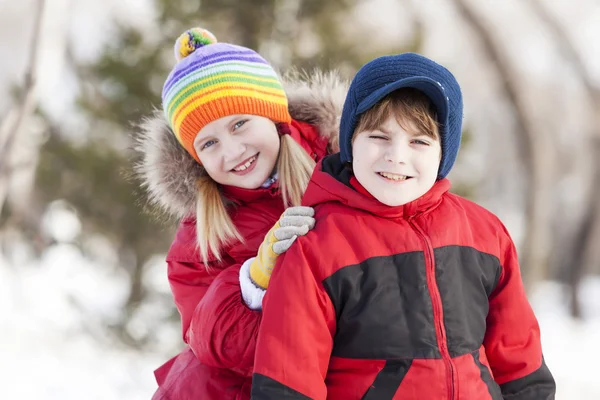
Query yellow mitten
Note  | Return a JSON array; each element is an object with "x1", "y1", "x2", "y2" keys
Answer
[{"x1": 249, "y1": 206, "x2": 315, "y2": 289}]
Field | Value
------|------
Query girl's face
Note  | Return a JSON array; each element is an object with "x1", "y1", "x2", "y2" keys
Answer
[{"x1": 193, "y1": 114, "x2": 280, "y2": 189}]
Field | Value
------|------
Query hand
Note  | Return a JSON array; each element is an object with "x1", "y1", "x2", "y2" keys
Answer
[{"x1": 249, "y1": 206, "x2": 315, "y2": 289}]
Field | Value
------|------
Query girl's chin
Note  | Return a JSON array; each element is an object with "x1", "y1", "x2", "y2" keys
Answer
[{"x1": 229, "y1": 172, "x2": 270, "y2": 189}]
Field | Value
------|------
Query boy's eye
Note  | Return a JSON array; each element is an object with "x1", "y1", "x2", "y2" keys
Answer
[
  {"x1": 201, "y1": 139, "x2": 217, "y2": 150},
  {"x1": 233, "y1": 119, "x2": 248, "y2": 130},
  {"x1": 412, "y1": 139, "x2": 430, "y2": 146},
  {"x1": 368, "y1": 135, "x2": 388, "y2": 140}
]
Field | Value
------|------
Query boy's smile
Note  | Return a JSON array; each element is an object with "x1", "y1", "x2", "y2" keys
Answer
[
  {"x1": 352, "y1": 116, "x2": 441, "y2": 207},
  {"x1": 377, "y1": 172, "x2": 412, "y2": 182}
]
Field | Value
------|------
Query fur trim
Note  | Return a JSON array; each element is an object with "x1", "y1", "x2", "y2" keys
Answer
[
  {"x1": 283, "y1": 69, "x2": 347, "y2": 154},
  {"x1": 135, "y1": 70, "x2": 348, "y2": 219},
  {"x1": 239, "y1": 257, "x2": 266, "y2": 310},
  {"x1": 134, "y1": 111, "x2": 206, "y2": 219}
]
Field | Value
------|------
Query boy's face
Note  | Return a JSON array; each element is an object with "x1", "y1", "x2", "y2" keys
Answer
[{"x1": 352, "y1": 115, "x2": 441, "y2": 207}]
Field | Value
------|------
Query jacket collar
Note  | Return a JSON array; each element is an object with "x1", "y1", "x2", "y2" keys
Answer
[
  {"x1": 221, "y1": 181, "x2": 281, "y2": 206},
  {"x1": 303, "y1": 153, "x2": 450, "y2": 219}
]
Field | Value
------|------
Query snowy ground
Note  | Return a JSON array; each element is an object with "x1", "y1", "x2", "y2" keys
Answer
[
  {"x1": 530, "y1": 278, "x2": 600, "y2": 399},
  {"x1": 0, "y1": 244, "x2": 172, "y2": 400},
  {"x1": 1, "y1": 242, "x2": 599, "y2": 399}
]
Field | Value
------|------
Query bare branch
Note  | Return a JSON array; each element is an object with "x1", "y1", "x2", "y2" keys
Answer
[
  {"x1": 0, "y1": 106, "x2": 18, "y2": 150},
  {"x1": 529, "y1": 0, "x2": 600, "y2": 106}
]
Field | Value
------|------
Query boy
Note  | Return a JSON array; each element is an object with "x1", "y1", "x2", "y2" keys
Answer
[{"x1": 250, "y1": 53, "x2": 556, "y2": 399}]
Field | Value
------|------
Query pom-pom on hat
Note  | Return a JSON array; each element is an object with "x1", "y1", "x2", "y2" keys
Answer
[
  {"x1": 173, "y1": 27, "x2": 218, "y2": 62},
  {"x1": 162, "y1": 27, "x2": 292, "y2": 163}
]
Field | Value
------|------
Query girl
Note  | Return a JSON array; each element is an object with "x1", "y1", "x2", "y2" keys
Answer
[{"x1": 136, "y1": 28, "x2": 347, "y2": 399}]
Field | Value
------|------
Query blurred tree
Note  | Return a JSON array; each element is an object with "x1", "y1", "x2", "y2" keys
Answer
[
  {"x1": 0, "y1": 0, "x2": 46, "y2": 221},
  {"x1": 7, "y1": 0, "x2": 438, "y2": 352},
  {"x1": 530, "y1": 0, "x2": 600, "y2": 319},
  {"x1": 30, "y1": 0, "x2": 390, "y2": 350},
  {"x1": 34, "y1": 123, "x2": 175, "y2": 346},
  {"x1": 452, "y1": 0, "x2": 556, "y2": 290}
]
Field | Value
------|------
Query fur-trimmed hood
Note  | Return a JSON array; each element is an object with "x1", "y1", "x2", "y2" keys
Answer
[{"x1": 135, "y1": 70, "x2": 348, "y2": 219}]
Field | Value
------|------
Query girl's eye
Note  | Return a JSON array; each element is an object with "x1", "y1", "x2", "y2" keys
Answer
[
  {"x1": 201, "y1": 139, "x2": 217, "y2": 150},
  {"x1": 233, "y1": 119, "x2": 248, "y2": 130}
]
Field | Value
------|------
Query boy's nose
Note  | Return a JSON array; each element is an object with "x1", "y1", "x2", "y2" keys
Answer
[{"x1": 384, "y1": 141, "x2": 408, "y2": 164}]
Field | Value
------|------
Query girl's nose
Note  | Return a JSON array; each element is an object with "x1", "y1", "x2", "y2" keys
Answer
[{"x1": 222, "y1": 135, "x2": 247, "y2": 163}]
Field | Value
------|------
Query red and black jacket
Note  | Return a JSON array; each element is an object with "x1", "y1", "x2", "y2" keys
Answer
[{"x1": 251, "y1": 153, "x2": 555, "y2": 400}]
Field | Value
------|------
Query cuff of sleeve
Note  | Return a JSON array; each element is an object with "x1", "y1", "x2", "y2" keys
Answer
[
  {"x1": 240, "y1": 257, "x2": 266, "y2": 311},
  {"x1": 249, "y1": 256, "x2": 272, "y2": 289}
]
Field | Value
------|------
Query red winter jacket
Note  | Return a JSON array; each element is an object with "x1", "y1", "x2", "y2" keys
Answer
[
  {"x1": 152, "y1": 121, "x2": 327, "y2": 400},
  {"x1": 251, "y1": 154, "x2": 555, "y2": 400},
  {"x1": 145, "y1": 72, "x2": 348, "y2": 400}
]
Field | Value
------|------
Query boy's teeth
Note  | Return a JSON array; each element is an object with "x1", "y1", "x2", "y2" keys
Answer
[
  {"x1": 379, "y1": 172, "x2": 408, "y2": 181},
  {"x1": 234, "y1": 156, "x2": 256, "y2": 171}
]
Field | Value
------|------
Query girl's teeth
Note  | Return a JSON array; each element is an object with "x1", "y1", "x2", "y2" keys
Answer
[
  {"x1": 234, "y1": 156, "x2": 256, "y2": 171},
  {"x1": 379, "y1": 172, "x2": 407, "y2": 181}
]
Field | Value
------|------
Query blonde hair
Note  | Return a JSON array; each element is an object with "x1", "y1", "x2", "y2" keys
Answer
[
  {"x1": 195, "y1": 133, "x2": 316, "y2": 265},
  {"x1": 277, "y1": 134, "x2": 316, "y2": 207},
  {"x1": 353, "y1": 88, "x2": 440, "y2": 142}
]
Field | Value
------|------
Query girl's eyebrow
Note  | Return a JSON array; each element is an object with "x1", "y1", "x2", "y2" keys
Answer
[
  {"x1": 194, "y1": 131, "x2": 210, "y2": 142},
  {"x1": 194, "y1": 128, "x2": 218, "y2": 145},
  {"x1": 226, "y1": 116, "x2": 239, "y2": 131},
  {"x1": 227, "y1": 115, "x2": 249, "y2": 131}
]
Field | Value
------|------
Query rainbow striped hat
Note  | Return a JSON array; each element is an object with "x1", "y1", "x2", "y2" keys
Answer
[{"x1": 162, "y1": 28, "x2": 291, "y2": 163}]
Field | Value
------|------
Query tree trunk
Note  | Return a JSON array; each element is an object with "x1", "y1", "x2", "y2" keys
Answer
[
  {"x1": 452, "y1": 0, "x2": 554, "y2": 288},
  {"x1": 529, "y1": 0, "x2": 600, "y2": 318},
  {"x1": 125, "y1": 249, "x2": 146, "y2": 316},
  {"x1": 0, "y1": 0, "x2": 46, "y2": 217}
]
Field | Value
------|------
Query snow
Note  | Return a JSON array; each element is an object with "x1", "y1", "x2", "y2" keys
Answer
[
  {"x1": 2, "y1": 239, "x2": 599, "y2": 398},
  {"x1": 0, "y1": 245, "x2": 169, "y2": 399},
  {"x1": 2, "y1": 0, "x2": 600, "y2": 398},
  {"x1": 531, "y1": 279, "x2": 600, "y2": 399},
  {"x1": 0, "y1": 207, "x2": 177, "y2": 399}
]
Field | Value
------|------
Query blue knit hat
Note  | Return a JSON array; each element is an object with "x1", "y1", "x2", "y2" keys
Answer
[{"x1": 340, "y1": 53, "x2": 463, "y2": 179}]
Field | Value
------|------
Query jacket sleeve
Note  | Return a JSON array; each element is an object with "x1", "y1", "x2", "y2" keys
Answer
[
  {"x1": 483, "y1": 225, "x2": 556, "y2": 399},
  {"x1": 186, "y1": 262, "x2": 263, "y2": 376},
  {"x1": 251, "y1": 237, "x2": 336, "y2": 400},
  {"x1": 166, "y1": 214, "x2": 276, "y2": 375},
  {"x1": 167, "y1": 259, "x2": 215, "y2": 343},
  {"x1": 168, "y1": 257, "x2": 263, "y2": 376}
]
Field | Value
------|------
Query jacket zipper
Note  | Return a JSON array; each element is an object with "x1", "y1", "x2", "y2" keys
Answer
[{"x1": 409, "y1": 217, "x2": 456, "y2": 400}]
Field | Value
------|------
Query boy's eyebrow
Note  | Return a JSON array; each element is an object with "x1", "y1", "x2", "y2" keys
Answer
[
  {"x1": 375, "y1": 126, "x2": 392, "y2": 135},
  {"x1": 411, "y1": 131, "x2": 431, "y2": 138},
  {"x1": 377, "y1": 124, "x2": 428, "y2": 138}
]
